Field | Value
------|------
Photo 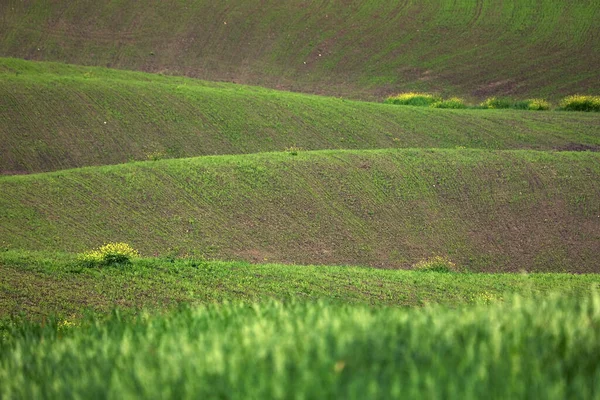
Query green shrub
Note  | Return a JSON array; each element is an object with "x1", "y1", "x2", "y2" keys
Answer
[
  {"x1": 525, "y1": 98, "x2": 551, "y2": 111},
  {"x1": 385, "y1": 92, "x2": 442, "y2": 107},
  {"x1": 145, "y1": 151, "x2": 165, "y2": 161},
  {"x1": 479, "y1": 97, "x2": 551, "y2": 111},
  {"x1": 559, "y1": 95, "x2": 600, "y2": 112},
  {"x1": 285, "y1": 145, "x2": 303, "y2": 156},
  {"x1": 413, "y1": 256, "x2": 460, "y2": 273},
  {"x1": 79, "y1": 242, "x2": 139, "y2": 267},
  {"x1": 479, "y1": 97, "x2": 514, "y2": 109},
  {"x1": 431, "y1": 97, "x2": 467, "y2": 109}
]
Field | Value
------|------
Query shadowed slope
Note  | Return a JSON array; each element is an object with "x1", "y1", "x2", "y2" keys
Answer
[
  {"x1": 1, "y1": 0, "x2": 598, "y2": 100},
  {"x1": 1, "y1": 58, "x2": 599, "y2": 174},
  {"x1": 1, "y1": 149, "x2": 599, "y2": 272}
]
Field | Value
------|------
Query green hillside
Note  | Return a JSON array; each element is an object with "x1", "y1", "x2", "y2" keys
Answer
[
  {"x1": 2, "y1": 149, "x2": 599, "y2": 272},
  {"x1": 1, "y1": 0, "x2": 598, "y2": 100},
  {"x1": 2, "y1": 58, "x2": 599, "y2": 174}
]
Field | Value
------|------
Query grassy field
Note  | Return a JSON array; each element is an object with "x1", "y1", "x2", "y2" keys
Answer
[
  {"x1": 2, "y1": 1, "x2": 600, "y2": 395},
  {"x1": 3, "y1": 249, "x2": 600, "y2": 320},
  {"x1": 2, "y1": 58, "x2": 599, "y2": 174},
  {"x1": 1, "y1": 0, "x2": 598, "y2": 100},
  {"x1": 2, "y1": 293, "x2": 600, "y2": 399},
  {"x1": 1, "y1": 149, "x2": 599, "y2": 272}
]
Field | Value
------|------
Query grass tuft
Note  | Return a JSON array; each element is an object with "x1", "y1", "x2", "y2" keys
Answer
[
  {"x1": 386, "y1": 93, "x2": 553, "y2": 111},
  {"x1": 480, "y1": 97, "x2": 515, "y2": 109}
]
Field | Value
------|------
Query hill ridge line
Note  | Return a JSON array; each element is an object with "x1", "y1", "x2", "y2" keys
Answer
[{"x1": 2, "y1": 147, "x2": 599, "y2": 180}]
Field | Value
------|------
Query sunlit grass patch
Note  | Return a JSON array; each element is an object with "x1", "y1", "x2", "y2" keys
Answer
[
  {"x1": 480, "y1": 97, "x2": 515, "y2": 109},
  {"x1": 386, "y1": 94, "x2": 551, "y2": 111}
]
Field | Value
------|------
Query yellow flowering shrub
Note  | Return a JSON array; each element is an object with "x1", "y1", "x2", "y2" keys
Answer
[
  {"x1": 79, "y1": 242, "x2": 139, "y2": 266},
  {"x1": 559, "y1": 95, "x2": 600, "y2": 112},
  {"x1": 384, "y1": 92, "x2": 442, "y2": 106}
]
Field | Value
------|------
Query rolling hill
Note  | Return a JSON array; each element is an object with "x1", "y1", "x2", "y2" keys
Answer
[
  {"x1": 1, "y1": 149, "x2": 599, "y2": 272},
  {"x1": 1, "y1": 2, "x2": 599, "y2": 274},
  {"x1": 2, "y1": 58, "x2": 599, "y2": 174},
  {"x1": 1, "y1": 0, "x2": 599, "y2": 100}
]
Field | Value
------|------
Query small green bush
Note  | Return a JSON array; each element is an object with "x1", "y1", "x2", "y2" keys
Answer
[
  {"x1": 480, "y1": 97, "x2": 551, "y2": 111},
  {"x1": 479, "y1": 97, "x2": 514, "y2": 109},
  {"x1": 559, "y1": 95, "x2": 600, "y2": 112},
  {"x1": 385, "y1": 92, "x2": 442, "y2": 107},
  {"x1": 431, "y1": 97, "x2": 467, "y2": 109},
  {"x1": 145, "y1": 150, "x2": 165, "y2": 161},
  {"x1": 79, "y1": 242, "x2": 139, "y2": 267},
  {"x1": 413, "y1": 256, "x2": 460, "y2": 273},
  {"x1": 285, "y1": 145, "x2": 303, "y2": 156},
  {"x1": 387, "y1": 94, "x2": 553, "y2": 112},
  {"x1": 525, "y1": 98, "x2": 551, "y2": 111}
]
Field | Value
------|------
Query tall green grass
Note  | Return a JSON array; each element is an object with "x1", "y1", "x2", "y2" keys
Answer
[
  {"x1": 479, "y1": 97, "x2": 552, "y2": 111},
  {"x1": 2, "y1": 294, "x2": 600, "y2": 399}
]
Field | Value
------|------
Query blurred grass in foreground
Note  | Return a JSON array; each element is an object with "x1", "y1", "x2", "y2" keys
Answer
[{"x1": 1, "y1": 293, "x2": 599, "y2": 399}]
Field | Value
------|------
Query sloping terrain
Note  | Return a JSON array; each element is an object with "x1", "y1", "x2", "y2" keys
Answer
[
  {"x1": 2, "y1": 58, "x2": 599, "y2": 174},
  {"x1": 1, "y1": 2, "x2": 599, "y2": 274},
  {"x1": 1, "y1": 149, "x2": 599, "y2": 272},
  {"x1": 1, "y1": 0, "x2": 598, "y2": 100}
]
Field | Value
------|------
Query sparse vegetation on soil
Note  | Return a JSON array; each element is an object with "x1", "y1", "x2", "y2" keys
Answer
[{"x1": 1, "y1": 0, "x2": 599, "y2": 100}]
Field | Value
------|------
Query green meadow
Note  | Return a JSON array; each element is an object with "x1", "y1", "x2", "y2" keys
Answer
[{"x1": 2, "y1": 0, "x2": 600, "y2": 398}]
